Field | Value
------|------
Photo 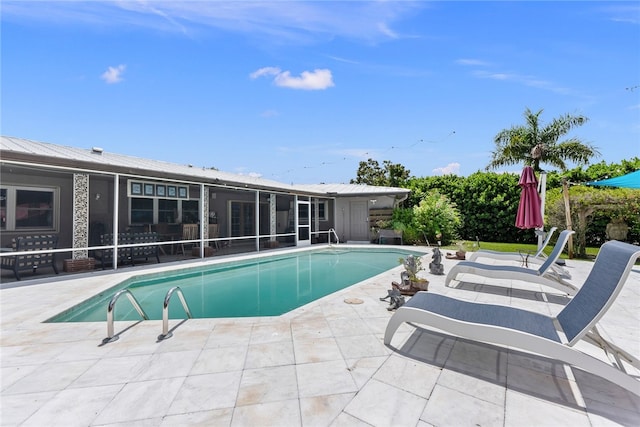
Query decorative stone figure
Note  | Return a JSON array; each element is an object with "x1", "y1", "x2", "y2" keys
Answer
[
  {"x1": 606, "y1": 218, "x2": 629, "y2": 241},
  {"x1": 429, "y1": 247, "x2": 445, "y2": 275}
]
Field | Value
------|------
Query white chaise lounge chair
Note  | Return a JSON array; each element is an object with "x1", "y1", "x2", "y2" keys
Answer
[
  {"x1": 469, "y1": 227, "x2": 558, "y2": 262},
  {"x1": 384, "y1": 240, "x2": 640, "y2": 396},
  {"x1": 468, "y1": 227, "x2": 569, "y2": 278},
  {"x1": 446, "y1": 229, "x2": 577, "y2": 295}
]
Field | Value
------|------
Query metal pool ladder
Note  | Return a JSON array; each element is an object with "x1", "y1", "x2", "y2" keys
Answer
[
  {"x1": 158, "y1": 286, "x2": 192, "y2": 340},
  {"x1": 104, "y1": 289, "x2": 149, "y2": 343}
]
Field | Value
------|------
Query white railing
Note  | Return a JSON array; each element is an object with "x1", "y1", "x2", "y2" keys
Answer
[{"x1": 328, "y1": 228, "x2": 340, "y2": 245}]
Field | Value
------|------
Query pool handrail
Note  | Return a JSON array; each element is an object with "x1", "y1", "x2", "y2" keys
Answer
[
  {"x1": 329, "y1": 228, "x2": 340, "y2": 245},
  {"x1": 158, "y1": 286, "x2": 193, "y2": 340},
  {"x1": 104, "y1": 289, "x2": 149, "y2": 343}
]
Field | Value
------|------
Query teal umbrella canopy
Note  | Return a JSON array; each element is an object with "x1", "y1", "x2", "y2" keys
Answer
[{"x1": 586, "y1": 170, "x2": 640, "y2": 189}]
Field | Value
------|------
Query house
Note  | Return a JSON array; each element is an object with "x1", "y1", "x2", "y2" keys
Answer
[{"x1": 0, "y1": 136, "x2": 409, "y2": 273}]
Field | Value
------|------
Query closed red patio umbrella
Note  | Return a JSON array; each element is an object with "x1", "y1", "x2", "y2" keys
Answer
[{"x1": 515, "y1": 166, "x2": 543, "y2": 229}]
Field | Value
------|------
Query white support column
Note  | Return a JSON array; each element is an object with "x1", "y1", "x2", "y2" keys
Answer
[
  {"x1": 314, "y1": 198, "x2": 320, "y2": 242},
  {"x1": 203, "y1": 186, "x2": 210, "y2": 240},
  {"x1": 113, "y1": 174, "x2": 120, "y2": 269},
  {"x1": 200, "y1": 184, "x2": 208, "y2": 258},
  {"x1": 72, "y1": 173, "x2": 90, "y2": 259},
  {"x1": 269, "y1": 193, "x2": 276, "y2": 242},
  {"x1": 294, "y1": 195, "x2": 299, "y2": 246},
  {"x1": 255, "y1": 190, "x2": 260, "y2": 251}
]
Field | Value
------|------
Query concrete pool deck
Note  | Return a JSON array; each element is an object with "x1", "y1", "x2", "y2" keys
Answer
[{"x1": 1, "y1": 246, "x2": 639, "y2": 426}]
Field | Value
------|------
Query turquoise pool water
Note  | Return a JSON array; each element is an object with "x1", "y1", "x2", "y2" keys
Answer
[{"x1": 47, "y1": 247, "x2": 423, "y2": 322}]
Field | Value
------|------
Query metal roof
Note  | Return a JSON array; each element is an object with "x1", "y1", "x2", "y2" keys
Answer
[
  {"x1": 294, "y1": 183, "x2": 409, "y2": 197},
  {"x1": 0, "y1": 136, "x2": 409, "y2": 197}
]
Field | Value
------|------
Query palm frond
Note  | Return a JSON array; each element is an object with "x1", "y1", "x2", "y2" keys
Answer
[{"x1": 487, "y1": 108, "x2": 598, "y2": 172}]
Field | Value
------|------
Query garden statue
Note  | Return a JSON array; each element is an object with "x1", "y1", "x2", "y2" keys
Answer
[
  {"x1": 379, "y1": 288, "x2": 405, "y2": 311},
  {"x1": 606, "y1": 218, "x2": 629, "y2": 241},
  {"x1": 429, "y1": 247, "x2": 445, "y2": 275}
]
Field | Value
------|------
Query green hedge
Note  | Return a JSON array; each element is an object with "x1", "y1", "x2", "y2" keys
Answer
[{"x1": 396, "y1": 158, "x2": 639, "y2": 250}]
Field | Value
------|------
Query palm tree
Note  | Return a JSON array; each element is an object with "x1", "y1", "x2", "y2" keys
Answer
[{"x1": 487, "y1": 108, "x2": 599, "y2": 172}]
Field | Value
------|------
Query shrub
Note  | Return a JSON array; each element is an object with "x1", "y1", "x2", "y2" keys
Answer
[
  {"x1": 412, "y1": 191, "x2": 462, "y2": 245},
  {"x1": 388, "y1": 208, "x2": 420, "y2": 244}
]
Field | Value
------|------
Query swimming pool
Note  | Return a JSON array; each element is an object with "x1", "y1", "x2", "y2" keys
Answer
[{"x1": 47, "y1": 247, "x2": 424, "y2": 322}]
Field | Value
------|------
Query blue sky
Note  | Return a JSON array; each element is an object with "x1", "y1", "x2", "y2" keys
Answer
[{"x1": 2, "y1": 1, "x2": 639, "y2": 184}]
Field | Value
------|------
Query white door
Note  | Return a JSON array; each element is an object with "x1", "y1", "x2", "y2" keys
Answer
[
  {"x1": 350, "y1": 201, "x2": 369, "y2": 241},
  {"x1": 297, "y1": 200, "x2": 311, "y2": 246}
]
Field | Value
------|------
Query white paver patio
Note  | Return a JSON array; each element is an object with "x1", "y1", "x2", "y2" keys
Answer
[{"x1": 1, "y1": 247, "x2": 639, "y2": 426}]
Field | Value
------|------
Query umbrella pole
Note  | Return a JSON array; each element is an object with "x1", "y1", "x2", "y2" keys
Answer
[
  {"x1": 562, "y1": 179, "x2": 574, "y2": 258},
  {"x1": 536, "y1": 172, "x2": 547, "y2": 250}
]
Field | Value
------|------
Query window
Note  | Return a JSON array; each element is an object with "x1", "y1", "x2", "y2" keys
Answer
[
  {"x1": 131, "y1": 198, "x2": 154, "y2": 224},
  {"x1": 16, "y1": 189, "x2": 54, "y2": 228},
  {"x1": 230, "y1": 201, "x2": 255, "y2": 237},
  {"x1": 158, "y1": 199, "x2": 177, "y2": 223},
  {"x1": 312, "y1": 200, "x2": 328, "y2": 221},
  {"x1": 298, "y1": 202, "x2": 310, "y2": 226},
  {"x1": 229, "y1": 201, "x2": 271, "y2": 237},
  {"x1": 128, "y1": 180, "x2": 198, "y2": 224},
  {"x1": 128, "y1": 180, "x2": 188, "y2": 200},
  {"x1": 129, "y1": 198, "x2": 198, "y2": 225},
  {"x1": 0, "y1": 186, "x2": 57, "y2": 231},
  {"x1": 181, "y1": 200, "x2": 199, "y2": 223}
]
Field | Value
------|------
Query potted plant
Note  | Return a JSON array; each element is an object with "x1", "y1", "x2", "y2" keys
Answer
[{"x1": 392, "y1": 254, "x2": 429, "y2": 295}]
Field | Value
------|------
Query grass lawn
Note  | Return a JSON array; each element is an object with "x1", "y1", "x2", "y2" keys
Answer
[{"x1": 442, "y1": 241, "x2": 599, "y2": 259}]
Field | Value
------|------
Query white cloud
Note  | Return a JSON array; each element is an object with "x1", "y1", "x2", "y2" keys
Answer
[
  {"x1": 456, "y1": 58, "x2": 491, "y2": 67},
  {"x1": 250, "y1": 67, "x2": 281, "y2": 79},
  {"x1": 327, "y1": 55, "x2": 361, "y2": 65},
  {"x1": 274, "y1": 69, "x2": 334, "y2": 90},
  {"x1": 471, "y1": 70, "x2": 572, "y2": 95},
  {"x1": 602, "y1": 4, "x2": 640, "y2": 25},
  {"x1": 251, "y1": 67, "x2": 334, "y2": 90},
  {"x1": 432, "y1": 163, "x2": 461, "y2": 176},
  {"x1": 101, "y1": 64, "x2": 126, "y2": 84},
  {"x1": 377, "y1": 22, "x2": 398, "y2": 39},
  {"x1": 480, "y1": 72, "x2": 512, "y2": 80},
  {"x1": 2, "y1": 2, "x2": 423, "y2": 44},
  {"x1": 460, "y1": 59, "x2": 579, "y2": 95}
]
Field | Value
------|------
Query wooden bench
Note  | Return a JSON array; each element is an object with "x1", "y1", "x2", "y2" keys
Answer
[
  {"x1": 94, "y1": 232, "x2": 160, "y2": 269},
  {"x1": 1, "y1": 235, "x2": 59, "y2": 280},
  {"x1": 378, "y1": 229, "x2": 403, "y2": 245}
]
